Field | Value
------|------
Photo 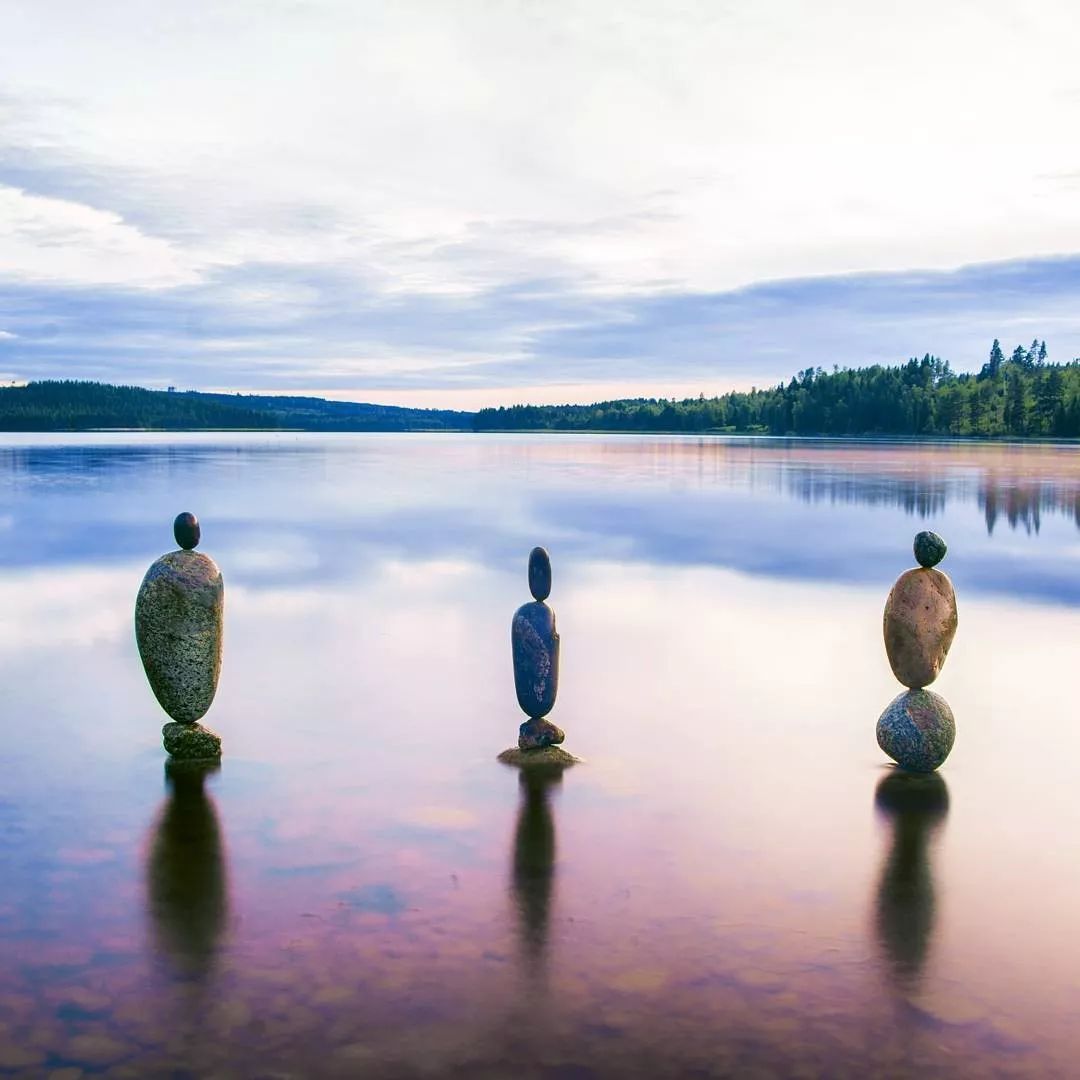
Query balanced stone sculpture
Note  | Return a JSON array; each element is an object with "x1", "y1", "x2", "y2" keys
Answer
[
  {"x1": 136, "y1": 513, "x2": 224, "y2": 760},
  {"x1": 877, "y1": 531, "x2": 957, "y2": 772},
  {"x1": 499, "y1": 547, "x2": 578, "y2": 767}
]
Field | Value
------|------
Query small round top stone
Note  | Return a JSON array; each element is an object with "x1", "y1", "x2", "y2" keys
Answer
[
  {"x1": 528, "y1": 546, "x2": 552, "y2": 601},
  {"x1": 174, "y1": 512, "x2": 201, "y2": 551},
  {"x1": 913, "y1": 530, "x2": 946, "y2": 568}
]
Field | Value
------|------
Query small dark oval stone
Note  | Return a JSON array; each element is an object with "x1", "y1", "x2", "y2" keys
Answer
[
  {"x1": 528, "y1": 546, "x2": 552, "y2": 601},
  {"x1": 913, "y1": 530, "x2": 946, "y2": 568},
  {"x1": 174, "y1": 512, "x2": 201, "y2": 551}
]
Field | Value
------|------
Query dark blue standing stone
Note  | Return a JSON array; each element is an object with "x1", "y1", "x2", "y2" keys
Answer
[
  {"x1": 512, "y1": 600, "x2": 560, "y2": 718},
  {"x1": 528, "y1": 546, "x2": 552, "y2": 601},
  {"x1": 174, "y1": 512, "x2": 201, "y2": 551}
]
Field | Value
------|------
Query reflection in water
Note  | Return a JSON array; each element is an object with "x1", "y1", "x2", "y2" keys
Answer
[
  {"x1": 146, "y1": 761, "x2": 229, "y2": 981},
  {"x1": 785, "y1": 462, "x2": 1080, "y2": 535},
  {"x1": 511, "y1": 768, "x2": 561, "y2": 979},
  {"x1": 873, "y1": 769, "x2": 950, "y2": 992}
]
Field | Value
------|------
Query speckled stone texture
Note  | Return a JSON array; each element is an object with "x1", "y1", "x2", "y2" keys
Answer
[
  {"x1": 528, "y1": 546, "x2": 552, "y2": 601},
  {"x1": 519, "y1": 717, "x2": 565, "y2": 750},
  {"x1": 136, "y1": 550, "x2": 223, "y2": 724},
  {"x1": 512, "y1": 600, "x2": 559, "y2": 718},
  {"x1": 883, "y1": 567, "x2": 957, "y2": 688},
  {"x1": 162, "y1": 721, "x2": 222, "y2": 760},
  {"x1": 913, "y1": 530, "x2": 947, "y2": 569},
  {"x1": 876, "y1": 689, "x2": 955, "y2": 772},
  {"x1": 498, "y1": 745, "x2": 580, "y2": 768}
]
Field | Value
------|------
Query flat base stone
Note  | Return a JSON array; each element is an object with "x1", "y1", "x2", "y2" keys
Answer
[
  {"x1": 163, "y1": 721, "x2": 222, "y2": 761},
  {"x1": 498, "y1": 745, "x2": 581, "y2": 768},
  {"x1": 876, "y1": 689, "x2": 955, "y2": 773}
]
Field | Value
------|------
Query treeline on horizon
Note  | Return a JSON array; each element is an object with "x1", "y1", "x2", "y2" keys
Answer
[
  {"x1": 0, "y1": 381, "x2": 470, "y2": 431},
  {"x1": 474, "y1": 340, "x2": 1080, "y2": 438},
  {"x1": 5, "y1": 340, "x2": 1080, "y2": 437}
]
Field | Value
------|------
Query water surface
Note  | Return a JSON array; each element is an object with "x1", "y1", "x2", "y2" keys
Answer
[{"x1": 2, "y1": 433, "x2": 1080, "y2": 1077}]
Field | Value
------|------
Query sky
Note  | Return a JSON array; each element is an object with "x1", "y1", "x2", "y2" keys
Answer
[{"x1": 2, "y1": 0, "x2": 1080, "y2": 409}]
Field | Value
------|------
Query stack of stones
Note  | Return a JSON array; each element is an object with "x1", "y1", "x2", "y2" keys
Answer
[
  {"x1": 877, "y1": 530, "x2": 958, "y2": 772},
  {"x1": 499, "y1": 547, "x2": 578, "y2": 767},
  {"x1": 135, "y1": 513, "x2": 224, "y2": 761}
]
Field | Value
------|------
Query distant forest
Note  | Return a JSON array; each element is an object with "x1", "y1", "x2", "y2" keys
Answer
[
  {"x1": 5, "y1": 340, "x2": 1080, "y2": 437},
  {"x1": 0, "y1": 381, "x2": 472, "y2": 432},
  {"x1": 474, "y1": 340, "x2": 1080, "y2": 438}
]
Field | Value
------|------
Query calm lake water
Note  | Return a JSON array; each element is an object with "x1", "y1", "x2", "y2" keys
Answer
[{"x1": 2, "y1": 433, "x2": 1080, "y2": 1077}]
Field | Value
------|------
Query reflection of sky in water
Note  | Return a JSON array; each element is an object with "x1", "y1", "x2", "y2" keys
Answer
[
  {"x1": 2, "y1": 433, "x2": 1080, "y2": 1074},
  {"x1": 2, "y1": 433, "x2": 1080, "y2": 604}
]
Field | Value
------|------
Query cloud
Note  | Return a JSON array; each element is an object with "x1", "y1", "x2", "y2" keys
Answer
[
  {"x1": 0, "y1": 330, "x2": 16, "y2": 339},
  {"x1": 2, "y1": 1, "x2": 1080, "y2": 400},
  {"x1": 2, "y1": 254, "x2": 1080, "y2": 406}
]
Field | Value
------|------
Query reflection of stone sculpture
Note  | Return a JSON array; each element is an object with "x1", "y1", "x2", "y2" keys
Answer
[
  {"x1": 136, "y1": 513, "x2": 223, "y2": 760},
  {"x1": 873, "y1": 771, "x2": 949, "y2": 992},
  {"x1": 877, "y1": 531, "x2": 957, "y2": 771},
  {"x1": 147, "y1": 761, "x2": 228, "y2": 979},
  {"x1": 499, "y1": 548, "x2": 578, "y2": 767},
  {"x1": 512, "y1": 768, "x2": 560, "y2": 975}
]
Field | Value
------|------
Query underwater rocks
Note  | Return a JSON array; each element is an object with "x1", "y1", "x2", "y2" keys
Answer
[
  {"x1": 877, "y1": 690, "x2": 956, "y2": 773},
  {"x1": 498, "y1": 745, "x2": 580, "y2": 768}
]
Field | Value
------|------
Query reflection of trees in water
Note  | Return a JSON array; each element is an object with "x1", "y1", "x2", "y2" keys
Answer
[
  {"x1": 146, "y1": 762, "x2": 229, "y2": 982},
  {"x1": 872, "y1": 770, "x2": 950, "y2": 993},
  {"x1": 775, "y1": 464, "x2": 1080, "y2": 534}
]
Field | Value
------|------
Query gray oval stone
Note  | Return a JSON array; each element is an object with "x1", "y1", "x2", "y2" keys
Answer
[
  {"x1": 876, "y1": 689, "x2": 956, "y2": 772},
  {"x1": 883, "y1": 567, "x2": 957, "y2": 688},
  {"x1": 136, "y1": 550, "x2": 223, "y2": 724},
  {"x1": 512, "y1": 600, "x2": 559, "y2": 718}
]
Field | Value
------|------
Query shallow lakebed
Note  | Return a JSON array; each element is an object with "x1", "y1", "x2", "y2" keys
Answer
[{"x1": 1, "y1": 432, "x2": 1079, "y2": 1077}]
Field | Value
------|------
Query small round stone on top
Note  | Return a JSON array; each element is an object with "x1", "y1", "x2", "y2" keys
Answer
[
  {"x1": 913, "y1": 530, "x2": 946, "y2": 568},
  {"x1": 528, "y1": 546, "x2": 552, "y2": 602},
  {"x1": 174, "y1": 512, "x2": 201, "y2": 551}
]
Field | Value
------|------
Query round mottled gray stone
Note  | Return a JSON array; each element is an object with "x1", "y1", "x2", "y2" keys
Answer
[
  {"x1": 162, "y1": 721, "x2": 222, "y2": 760},
  {"x1": 913, "y1": 530, "x2": 947, "y2": 568},
  {"x1": 883, "y1": 567, "x2": 957, "y2": 688},
  {"x1": 528, "y1": 546, "x2": 552, "y2": 602},
  {"x1": 877, "y1": 689, "x2": 955, "y2": 772},
  {"x1": 519, "y1": 717, "x2": 565, "y2": 750},
  {"x1": 512, "y1": 600, "x2": 559, "y2": 718},
  {"x1": 498, "y1": 745, "x2": 580, "y2": 768},
  {"x1": 136, "y1": 550, "x2": 223, "y2": 724}
]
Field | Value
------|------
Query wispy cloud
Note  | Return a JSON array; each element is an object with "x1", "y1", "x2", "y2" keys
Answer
[{"x1": 1, "y1": 0, "x2": 1080, "y2": 404}]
